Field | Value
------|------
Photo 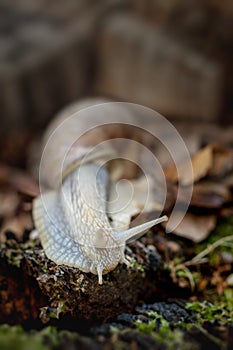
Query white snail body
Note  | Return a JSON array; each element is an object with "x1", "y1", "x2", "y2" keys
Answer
[{"x1": 33, "y1": 99, "x2": 167, "y2": 284}]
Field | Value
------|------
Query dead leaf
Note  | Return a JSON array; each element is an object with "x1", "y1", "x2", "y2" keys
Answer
[
  {"x1": 192, "y1": 181, "x2": 231, "y2": 208},
  {"x1": 183, "y1": 145, "x2": 213, "y2": 185},
  {"x1": 223, "y1": 173, "x2": 233, "y2": 188},
  {"x1": 198, "y1": 278, "x2": 209, "y2": 291},
  {"x1": 178, "y1": 181, "x2": 231, "y2": 208},
  {"x1": 166, "y1": 211, "x2": 216, "y2": 242},
  {"x1": 164, "y1": 143, "x2": 233, "y2": 186},
  {"x1": 0, "y1": 163, "x2": 39, "y2": 197},
  {"x1": 164, "y1": 144, "x2": 213, "y2": 185},
  {"x1": 210, "y1": 144, "x2": 233, "y2": 178},
  {"x1": 0, "y1": 192, "x2": 20, "y2": 217}
]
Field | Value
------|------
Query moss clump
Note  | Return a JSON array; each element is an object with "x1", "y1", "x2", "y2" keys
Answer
[
  {"x1": 134, "y1": 295, "x2": 233, "y2": 350},
  {"x1": 135, "y1": 317, "x2": 156, "y2": 334},
  {"x1": 186, "y1": 289, "x2": 233, "y2": 325},
  {"x1": 0, "y1": 325, "x2": 80, "y2": 350},
  {"x1": 135, "y1": 311, "x2": 191, "y2": 349},
  {"x1": 0, "y1": 325, "x2": 49, "y2": 350},
  {"x1": 4, "y1": 245, "x2": 24, "y2": 268},
  {"x1": 130, "y1": 260, "x2": 145, "y2": 275}
]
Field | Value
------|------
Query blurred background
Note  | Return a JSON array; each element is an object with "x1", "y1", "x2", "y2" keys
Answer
[{"x1": 0, "y1": 0, "x2": 233, "y2": 164}]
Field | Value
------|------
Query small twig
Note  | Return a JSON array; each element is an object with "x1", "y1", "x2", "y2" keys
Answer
[
  {"x1": 190, "y1": 235, "x2": 233, "y2": 264},
  {"x1": 170, "y1": 235, "x2": 233, "y2": 291},
  {"x1": 170, "y1": 262, "x2": 195, "y2": 291},
  {"x1": 221, "y1": 242, "x2": 233, "y2": 248},
  {"x1": 181, "y1": 265, "x2": 195, "y2": 291},
  {"x1": 184, "y1": 258, "x2": 208, "y2": 267}
]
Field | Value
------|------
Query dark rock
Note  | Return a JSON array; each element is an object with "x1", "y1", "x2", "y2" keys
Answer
[{"x1": 136, "y1": 301, "x2": 196, "y2": 325}]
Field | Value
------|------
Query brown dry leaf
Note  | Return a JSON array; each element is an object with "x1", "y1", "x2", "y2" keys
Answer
[
  {"x1": 166, "y1": 211, "x2": 216, "y2": 242},
  {"x1": 210, "y1": 144, "x2": 233, "y2": 178},
  {"x1": 0, "y1": 192, "x2": 20, "y2": 217},
  {"x1": 194, "y1": 181, "x2": 231, "y2": 199},
  {"x1": 223, "y1": 174, "x2": 233, "y2": 188},
  {"x1": 163, "y1": 161, "x2": 178, "y2": 183},
  {"x1": 164, "y1": 144, "x2": 233, "y2": 186},
  {"x1": 179, "y1": 181, "x2": 231, "y2": 208},
  {"x1": 0, "y1": 163, "x2": 39, "y2": 197},
  {"x1": 164, "y1": 144, "x2": 213, "y2": 185},
  {"x1": 198, "y1": 278, "x2": 209, "y2": 291},
  {"x1": 182, "y1": 145, "x2": 213, "y2": 185},
  {"x1": 10, "y1": 171, "x2": 40, "y2": 197}
]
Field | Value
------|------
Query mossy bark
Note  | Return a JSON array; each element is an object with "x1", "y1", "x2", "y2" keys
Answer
[{"x1": 0, "y1": 234, "x2": 180, "y2": 325}]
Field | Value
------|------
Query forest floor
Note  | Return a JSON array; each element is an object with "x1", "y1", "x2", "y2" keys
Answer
[{"x1": 0, "y1": 123, "x2": 233, "y2": 350}]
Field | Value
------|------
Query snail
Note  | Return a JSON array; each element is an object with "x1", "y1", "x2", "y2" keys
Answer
[{"x1": 33, "y1": 99, "x2": 168, "y2": 284}]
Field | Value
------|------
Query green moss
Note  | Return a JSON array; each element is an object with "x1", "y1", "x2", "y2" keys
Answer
[
  {"x1": 0, "y1": 325, "x2": 81, "y2": 350},
  {"x1": 4, "y1": 247, "x2": 23, "y2": 268},
  {"x1": 195, "y1": 216, "x2": 233, "y2": 260},
  {"x1": 135, "y1": 318, "x2": 156, "y2": 334},
  {"x1": 135, "y1": 295, "x2": 232, "y2": 349},
  {"x1": 0, "y1": 325, "x2": 49, "y2": 350},
  {"x1": 214, "y1": 216, "x2": 233, "y2": 238},
  {"x1": 130, "y1": 260, "x2": 146, "y2": 276},
  {"x1": 186, "y1": 289, "x2": 233, "y2": 325},
  {"x1": 135, "y1": 311, "x2": 189, "y2": 349},
  {"x1": 1, "y1": 240, "x2": 38, "y2": 268}
]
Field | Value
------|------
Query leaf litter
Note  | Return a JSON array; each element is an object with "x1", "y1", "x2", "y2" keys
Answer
[{"x1": 0, "y1": 122, "x2": 233, "y2": 314}]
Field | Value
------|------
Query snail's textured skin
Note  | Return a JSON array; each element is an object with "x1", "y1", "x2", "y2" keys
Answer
[
  {"x1": 33, "y1": 99, "x2": 167, "y2": 284},
  {"x1": 34, "y1": 164, "x2": 127, "y2": 284}
]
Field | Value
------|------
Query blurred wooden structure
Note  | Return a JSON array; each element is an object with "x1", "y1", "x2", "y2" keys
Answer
[{"x1": 0, "y1": 0, "x2": 233, "y2": 130}]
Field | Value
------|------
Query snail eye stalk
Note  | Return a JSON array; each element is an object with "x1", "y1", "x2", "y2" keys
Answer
[{"x1": 114, "y1": 215, "x2": 168, "y2": 244}]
